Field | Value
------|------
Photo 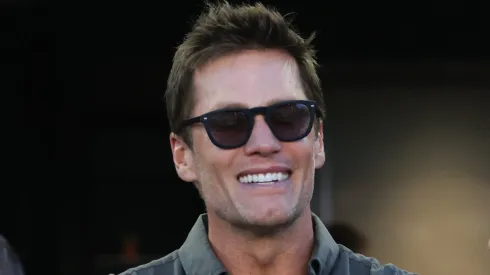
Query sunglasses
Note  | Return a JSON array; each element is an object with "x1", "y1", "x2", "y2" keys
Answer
[{"x1": 177, "y1": 100, "x2": 319, "y2": 149}]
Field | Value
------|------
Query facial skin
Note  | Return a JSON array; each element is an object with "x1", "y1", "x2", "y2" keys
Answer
[{"x1": 171, "y1": 49, "x2": 325, "y2": 235}]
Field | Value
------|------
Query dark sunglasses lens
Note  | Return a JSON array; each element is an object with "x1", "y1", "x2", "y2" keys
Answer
[
  {"x1": 269, "y1": 102, "x2": 312, "y2": 141},
  {"x1": 206, "y1": 110, "x2": 250, "y2": 148}
]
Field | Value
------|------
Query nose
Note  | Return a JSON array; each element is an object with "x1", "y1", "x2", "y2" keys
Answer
[{"x1": 244, "y1": 116, "x2": 281, "y2": 156}]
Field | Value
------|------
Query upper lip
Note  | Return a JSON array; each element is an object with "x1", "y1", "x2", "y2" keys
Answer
[{"x1": 237, "y1": 166, "x2": 291, "y2": 177}]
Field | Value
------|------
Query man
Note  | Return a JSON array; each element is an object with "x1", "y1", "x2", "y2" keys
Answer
[{"x1": 119, "y1": 2, "x2": 415, "y2": 275}]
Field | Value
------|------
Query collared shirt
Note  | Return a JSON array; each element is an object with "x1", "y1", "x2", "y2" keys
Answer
[{"x1": 118, "y1": 214, "x2": 416, "y2": 275}]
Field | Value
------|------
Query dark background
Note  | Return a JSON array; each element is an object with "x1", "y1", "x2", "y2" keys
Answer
[{"x1": 2, "y1": 1, "x2": 489, "y2": 275}]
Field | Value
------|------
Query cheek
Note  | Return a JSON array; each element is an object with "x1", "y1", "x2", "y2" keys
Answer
[
  {"x1": 193, "y1": 133, "x2": 239, "y2": 185},
  {"x1": 196, "y1": 150, "x2": 239, "y2": 206},
  {"x1": 286, "y1": 141, "x2": 316, "y2": 171}
]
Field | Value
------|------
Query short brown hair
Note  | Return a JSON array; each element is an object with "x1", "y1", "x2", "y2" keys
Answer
[{"x1": 165, "y1": 1, "x2": 325, "y2": 145}]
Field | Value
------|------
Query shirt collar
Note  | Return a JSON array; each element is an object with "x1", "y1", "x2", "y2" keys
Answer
[
  {"x1": 178, "y1": 213, "x2": 339, "y2": 275},
  {"x1": 309, "y1": 213, "x2": 340, "y2": 274},
  {"x1": 178, "y1": 215, "x2": 227, "y2": 275}
]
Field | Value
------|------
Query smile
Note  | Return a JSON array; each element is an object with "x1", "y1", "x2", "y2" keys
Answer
[{"x1": 238, "y1": 172, "x2": 290, "y2": 184}]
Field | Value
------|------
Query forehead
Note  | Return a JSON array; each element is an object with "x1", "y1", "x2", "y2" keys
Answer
[{"x1": 192, "y1": 49, "x2": 306, "y2": 115}]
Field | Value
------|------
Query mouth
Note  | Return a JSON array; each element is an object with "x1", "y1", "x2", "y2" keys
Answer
[{"x1": 237, "y1": 171, "x2": 291, "y2": 185}]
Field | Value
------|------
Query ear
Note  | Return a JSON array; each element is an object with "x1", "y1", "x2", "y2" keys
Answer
[
  {"x1": 314, "y1": 121, "x2": 326, "y2": 169},
  {"x1": 170, "y1": 133, "x2": 197, "y2": 182}
]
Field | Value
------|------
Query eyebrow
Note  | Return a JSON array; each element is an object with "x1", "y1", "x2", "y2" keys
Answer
[
  {"x1": 209, "y1": 97, "x2": 301, "y2": 112},
  {"x1": 210, "y1": 102, "x2": 247, "y2": 111}
]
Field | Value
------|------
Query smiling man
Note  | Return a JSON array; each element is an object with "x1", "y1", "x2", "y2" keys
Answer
[{"x1": 118, "y1": 1, "x2": 415, "y2": 275}]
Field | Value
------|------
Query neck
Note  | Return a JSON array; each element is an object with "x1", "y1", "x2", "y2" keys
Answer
[{"x1": 207, "y1": 209, "x2": 315, "y2": 275}]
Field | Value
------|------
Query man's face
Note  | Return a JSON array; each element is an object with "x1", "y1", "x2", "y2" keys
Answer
[{"x1": 171, "y1": 50, "x2": 325, "y2": 231}]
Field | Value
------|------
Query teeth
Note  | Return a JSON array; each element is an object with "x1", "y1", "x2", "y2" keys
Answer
[{"x1": 238, "y1": 172, "x2": 289, "y2": 184}]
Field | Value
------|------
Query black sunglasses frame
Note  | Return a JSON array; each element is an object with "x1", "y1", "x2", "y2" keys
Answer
[{"x1": 177, "y1": 100, "x2": 319, "y2": 149}]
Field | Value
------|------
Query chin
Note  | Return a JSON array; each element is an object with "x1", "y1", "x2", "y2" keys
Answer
[{"x1": 236, "y1": 207, "x2": 301, "y2": 234}]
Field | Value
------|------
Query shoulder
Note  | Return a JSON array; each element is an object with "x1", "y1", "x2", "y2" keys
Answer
[
  {"x1": 117, "y1": 250, "x2": 184, "y2": 275},
  {"x1": 336, "y1": 245, "x2": 417, "y2": 275}
]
